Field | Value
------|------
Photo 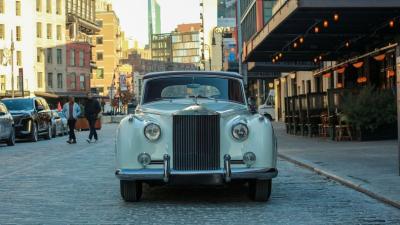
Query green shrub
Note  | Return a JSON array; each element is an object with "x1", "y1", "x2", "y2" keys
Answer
[{"x1": 342, "y1": 85, "x2": 397, "y2": 131}]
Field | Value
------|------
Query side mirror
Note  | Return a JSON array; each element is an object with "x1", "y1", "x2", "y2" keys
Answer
[
  {"x1": 247, "y1": 97, "x2": 257, "y2": 114},
  {"x1": 37, "y1": 105, "x2": 44, "y2": 111}
]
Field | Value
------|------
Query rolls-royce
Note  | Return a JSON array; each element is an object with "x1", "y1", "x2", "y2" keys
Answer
[{"x1": 115, "y1": 71, "x2": 278, "y2": 202}]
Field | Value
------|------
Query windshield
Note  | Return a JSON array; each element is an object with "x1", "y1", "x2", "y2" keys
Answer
[
  {"x1": 142, "y1": 76, "x2": 245, "y2": 104},
  {"x1": 2, "y1": 99, "x2": 34, "y2": 111}
]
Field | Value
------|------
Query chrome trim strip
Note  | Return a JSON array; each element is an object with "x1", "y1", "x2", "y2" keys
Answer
[{"x1": 115, "y1": 168, "x2": 278, "y2": 181}]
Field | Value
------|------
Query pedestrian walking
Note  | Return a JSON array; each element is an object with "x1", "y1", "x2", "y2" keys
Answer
[
  {"x1": 62, "y1": 96, "x2": 81, "y2": 144},
  {"x1": 85, "y1": 93, "x2": 101, "y2": 143}
]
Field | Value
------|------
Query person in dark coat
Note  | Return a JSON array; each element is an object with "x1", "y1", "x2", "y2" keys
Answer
[{"x1": 85, "y1": 93, "x2": 101, "y2": 143}]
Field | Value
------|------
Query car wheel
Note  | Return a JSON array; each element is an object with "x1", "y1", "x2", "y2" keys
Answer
[
  {"x1": 249, "y1": 179, "x2": 272, "y2": 202},
  {"x1": 7, "y1": 127, "x2": 16, "y2": 146},
  {"x1": 31, "y1": 123, "x2": 39, "y2": 142},
  {"x1": 44, "y1": 123, "x2": 52, "y2": 140},
  {"x1": 120, "y1": 180, "x2": 142, "y2": 202}
]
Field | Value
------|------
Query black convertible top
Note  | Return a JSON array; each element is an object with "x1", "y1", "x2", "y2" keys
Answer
[{"x1": 143, "y1": 71, "x2": 243, "y2": 80}]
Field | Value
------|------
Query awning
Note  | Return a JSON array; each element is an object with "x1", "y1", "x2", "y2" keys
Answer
[
  {"x1": 248, "y1": 61, "x2": 318, "y2": 73},
  {"x1": 243, "y1": 0, "x2": 400, "y2": 63},
  {"x1": 34, "y1": 91, "x2": 89, "y2": 99}
]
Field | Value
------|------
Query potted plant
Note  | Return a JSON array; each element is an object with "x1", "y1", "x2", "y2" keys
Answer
[{"x1": 341, "y1": 85, "x2": 397, "y2": 141}]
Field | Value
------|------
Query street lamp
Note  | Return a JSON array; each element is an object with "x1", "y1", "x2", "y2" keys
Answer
[
  {"x1": 3, "y1": 30, "x2": 15, "y2": 98},
  {"x1": 201, "y1": 44, "x2": 212, "y2": 71},
  {"x1": 211, "y1": 27, "x2": 233, "y2": 71},
  {"x1": 111, "y1": 65, "x2": 120, "y2": 115}
]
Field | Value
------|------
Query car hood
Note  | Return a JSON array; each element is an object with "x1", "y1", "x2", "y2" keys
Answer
[
  {"x1": 9, "y1": 110, "x2": 33, "y2": 117},
  {"x1": 138, "y1": 99, "x2": 248, "y2": 117}
]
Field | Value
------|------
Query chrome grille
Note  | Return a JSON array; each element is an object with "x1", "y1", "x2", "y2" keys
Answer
[{"x1": 173, "y1": 115, "x2": 220, "y2": 170}]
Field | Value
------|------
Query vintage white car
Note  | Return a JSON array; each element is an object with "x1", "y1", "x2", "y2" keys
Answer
[{"x1": 115, "y1": 71, "x2": 278, "y2": 202}]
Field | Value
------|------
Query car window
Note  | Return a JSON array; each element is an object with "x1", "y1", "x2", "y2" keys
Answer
[
  {"x1": 0, "y1": 103, "x2": 7, "y2": 113},
  {"x1": 39, "y1": 98, "x2": 50, "y2": 110},
  {"x1": 143, "y1": 76, "x2": 244, "y2": 104},
  {"x1": 2, "y1": 99, "x2": 34, "y2": 111}
]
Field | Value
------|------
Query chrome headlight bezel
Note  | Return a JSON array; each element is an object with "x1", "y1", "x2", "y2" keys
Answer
[
  {"x1": 231, "y1": 122, "x2": 249, "y2": 141},
  {"x1": 143, "y1": 123, "x2": 161, "y2": 142}
]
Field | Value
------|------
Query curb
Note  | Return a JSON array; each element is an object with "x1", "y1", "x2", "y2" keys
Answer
[{"x1": 278, "y1": 153, "x2": 400, "y2": 209}]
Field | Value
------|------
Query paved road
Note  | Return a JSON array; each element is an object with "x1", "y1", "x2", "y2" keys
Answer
[{"x1": 0, "y1": 124, "x2": 399, "y2": 224}]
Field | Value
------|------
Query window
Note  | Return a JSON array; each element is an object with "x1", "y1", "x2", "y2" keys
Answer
[
  {"x1": 96, "y1": 52, "x2": 103, "y2": 61},
  {"x1": 0, "y1": 0, "x2": 4, "y2": 14},
  {"x1": 96, "y1": 68, "x2": 104, "y2": 79},
  {"x1": 57, "y1": 49, "x2": 62, "y2": 64},
  {"x1": 80, "y1": 74, "x2": 85, "y2": 90},
  {"x1": 46, "y1": 0, "x2": 51, "y2": 13},
  {"x1": 96, "y1": 37, "x2": 103, "y2": 44},
  {"x1": 69, "y1": 73, "x2": 76, "y2": 89},
  {"x1": 0, "y1": 75, "x2": 5, "y2": 91},
  {"x1": 37, "y1": 72, "x2": 43, "y2": 88},
  {"x1": 0, "y1": 49, "x2": 3, "y2": 64},
  {"x1": 70, "y1": 49, "x2": 75, "y2": 66},
  {"x1": 16, "y1": 51, "x2": 22, "y2": 66},
  {"x1": 56, "y1": 0, "x2": 61, "y2": 15},
  {"x1": 36, "y1": 0, "x2": 41, "y2": 12},
  {"x1": 96, "y1": 20, "x2": 103, "y2": 27},
  {"x1": 79, "y1": 50, "x2": 84, "y2": 66},
  {"x1": 56, "y1": 25, "x2": 62, "y2": 40},
  {"x1": 47, "y1": 48, "x2": 52, "y2": 64},
  {"x1": 57, "y1": 73, "x2": 63, "y2": 89},
  {"x1": 0, "y1": 24, "x2": 4, "y2": 39},
  {"x1": 46, "y1": 23, "x2": 52, "y2": 39},
  {"x1": 47, "y1": 72, "x2": 53, "y2": 88},
  {"x1": 37, "y1": 48, "x2": 43, "y2": 63},
  {"x1": 36, "y1": 22, "x2": 42, "y2": 38},
  {"x1": 16, "y1": 26, "x2": 21, "y2": 41},
  {"x1": 16, "y1": 1, "x2": 21, "y2": 16}
]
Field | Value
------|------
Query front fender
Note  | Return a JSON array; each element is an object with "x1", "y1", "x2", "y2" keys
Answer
[
  {"x1": 221, "y1": 113, "x2": 277, "y2": 169},
  {"x1": 116, "y1": 114, "x2": 172, "y2": 169}
]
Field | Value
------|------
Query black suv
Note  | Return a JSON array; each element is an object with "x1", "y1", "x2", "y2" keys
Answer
[{"x1": 2, "y1": 97, "x2": 53, "y2": 142}]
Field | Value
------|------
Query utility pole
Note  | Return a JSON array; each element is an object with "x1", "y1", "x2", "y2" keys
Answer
[{"x1": 11, "y1": 30, "x2": 15, "y2": 98}]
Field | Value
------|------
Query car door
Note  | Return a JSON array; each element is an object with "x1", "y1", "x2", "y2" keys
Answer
[
  {"x1": 0, "y1": 103, "x2": 6, "y2": 139},
  {"x1": 1, "y1": 103, "x2": 14, "y2": 138},
  {"x1": 41, "y1": 99, "x2": 52, "y2": 130},
  {"x1": 34, "y1": 98, "x2": 46, "y2": 132}
]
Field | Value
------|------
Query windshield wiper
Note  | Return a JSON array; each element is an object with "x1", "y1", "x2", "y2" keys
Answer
[{"x1": 188, "y1": 95, "x2": 218, "y2": 101}]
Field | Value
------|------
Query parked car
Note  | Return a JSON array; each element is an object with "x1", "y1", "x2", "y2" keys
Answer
[
  {"x1": 258, "y1": 90, "x2": 275, "y2": 121},
  {"x1": 0, "y1": 101, "x2": 15, "y2": 146},
  {"x1": 57, "y1": 111, "x2": 68, "y2": 135},
  {"x1": 115, "y1": 71, "x2": 278, "y2": 202},
  {"x1": 2, "y1": 97, "x2": 52, "y2": 142},
  {"x1": 50, "y1": 110, "x2": 67, "y2": 137}
]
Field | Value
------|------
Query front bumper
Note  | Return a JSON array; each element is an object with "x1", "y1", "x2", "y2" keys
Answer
[{"x1": 115, "y1": 155, "x2": 278, "y2": 184}]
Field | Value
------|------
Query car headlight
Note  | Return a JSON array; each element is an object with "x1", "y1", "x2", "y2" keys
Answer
[
  {"x1": 137, "y1": 153, "x2": 151, "y2": 167},
  {"x1": 144, "y1": 123, "x2": 161, "y2": 141},
  {"x1": 232, "y1": 123, "x2": 249, "y2": 141}
]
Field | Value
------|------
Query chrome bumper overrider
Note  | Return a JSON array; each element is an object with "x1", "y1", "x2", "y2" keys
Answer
[{"x1": 115, "y1": 154, "x2": 278, "y2": 182}]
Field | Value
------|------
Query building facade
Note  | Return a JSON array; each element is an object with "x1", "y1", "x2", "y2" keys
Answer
[
  {"x1": 65, "y1": 0, "x2": 98, "y2": 96},
  {"x1": 151, "y1": 23, "x2": 202, "y2": 69},
  {"x1": 91, "y1": 2, "x2": 122, "y2": 97},
  {"x1": 148, "y1": 0, "x2": 161, "y2": 46},
  {"x1": 0, "y1": 0, "x2": 67, "y2": 98}
]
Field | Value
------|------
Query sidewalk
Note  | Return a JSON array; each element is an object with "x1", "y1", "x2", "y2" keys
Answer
[{"x1": 274, "y1": 122, "x2": 400, "y2": 208}]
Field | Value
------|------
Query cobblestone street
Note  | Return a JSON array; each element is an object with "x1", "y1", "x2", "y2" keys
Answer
[{"x1": 0, "y1": 124, "x2": 399, "y2": 224}]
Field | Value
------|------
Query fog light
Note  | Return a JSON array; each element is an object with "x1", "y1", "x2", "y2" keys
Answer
[
  {"x1": 137, "y1": 153, "x2": 151, "y2": 167},
  {"x1": 243, "y1": 152, "x2": 256, "y2": 168}
]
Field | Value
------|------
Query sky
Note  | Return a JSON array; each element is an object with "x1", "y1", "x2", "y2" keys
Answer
[{"x1": 112, "y1": 0, "x2": 201, "y2": 47}]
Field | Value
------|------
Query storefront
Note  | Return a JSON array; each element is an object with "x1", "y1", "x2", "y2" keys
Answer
[{"x1": 242, "y1": 0, "x2": 400, "y2": 173}]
